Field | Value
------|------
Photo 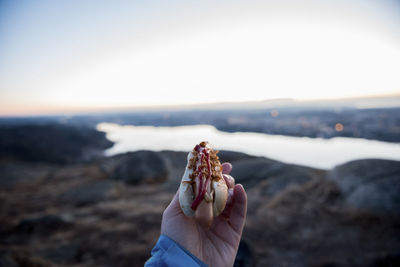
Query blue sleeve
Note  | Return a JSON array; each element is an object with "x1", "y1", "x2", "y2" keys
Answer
[{"x1": 144, "y1": 234, "x2": 208, "y2": 267}]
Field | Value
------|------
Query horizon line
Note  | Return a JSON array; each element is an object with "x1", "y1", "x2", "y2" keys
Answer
[{"x1": 1, "y1": 93, "x2": 400, "y2": 118}]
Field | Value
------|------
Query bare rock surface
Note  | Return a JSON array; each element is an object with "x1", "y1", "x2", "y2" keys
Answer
[
  {"x1": 1, "y1": 146, "x2": 399, "y2": 266},
  {"x1": 0, "y1": 124, "x2": 113, "y2": 164},
  {"x1": 328, "y1": 159, "x2": 400, "y2": 214},
  {"x1": 112, "y1": 151, "x2": 169, "y2": 185}
]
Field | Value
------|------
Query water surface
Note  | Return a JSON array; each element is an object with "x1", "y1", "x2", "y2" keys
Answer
[{"x1": 97, "y1": 123, "x2": 400, "y2": 169}]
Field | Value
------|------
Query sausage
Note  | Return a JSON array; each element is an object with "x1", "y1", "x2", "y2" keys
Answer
[
  {"x1": 195, "y1": 197, "x2": 213, "y2": 228},
  {"x1": 194, "y1": 177, "x2": 213, "y2": 228}
]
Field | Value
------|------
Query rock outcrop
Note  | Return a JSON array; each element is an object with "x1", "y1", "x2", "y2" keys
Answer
[
  {"x1": 112, "y1": 151, "x2": 169, "y2": 185},
  {"x1": 328, "y1": 159, "x2": 400, "y2": 214},
  {"x1": 0, "y1": 124, "x2": 113, "y2": 164}
]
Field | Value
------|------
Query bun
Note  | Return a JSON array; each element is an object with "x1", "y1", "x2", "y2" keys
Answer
[{"x1": 179, "y1": 142, "x2": 228, "y2": 225}]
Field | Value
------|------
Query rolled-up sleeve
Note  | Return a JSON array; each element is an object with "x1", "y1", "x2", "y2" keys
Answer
[{"x1": 145, "y1": 235, "x2": 208, "y2": 267}]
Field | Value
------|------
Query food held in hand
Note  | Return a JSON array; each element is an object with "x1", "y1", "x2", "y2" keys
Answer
[{"x1": 179, "y1": 141, "x2": 228, "y2": 227}]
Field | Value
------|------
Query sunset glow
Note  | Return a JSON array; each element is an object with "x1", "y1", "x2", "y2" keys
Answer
[{"x1": 1, "y1": 0, "x2": 400, "y2": 116}]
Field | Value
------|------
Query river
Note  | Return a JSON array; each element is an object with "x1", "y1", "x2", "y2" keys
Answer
[{"x1": 97, "y1": 123, "x2": 400, "y2": 169}]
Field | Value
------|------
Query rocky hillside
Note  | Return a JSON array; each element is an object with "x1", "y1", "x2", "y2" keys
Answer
[
  {"x1": 0, "y1": 125, "x2": 399, "y2": 266},
  {"x1": 1, "y1": 151, "x2": 399, "y2": 266},
  {"x1": 0, "y1": 124, "x2": 113, "y2": 164}
]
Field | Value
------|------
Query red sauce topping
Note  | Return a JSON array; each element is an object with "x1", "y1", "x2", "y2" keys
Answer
[
  {"x1": 194, "y1": 144, "x2": 201, "y2": 152},
  {"x1": 191, "y1": 146, "x2": 212, "y2": 210}
]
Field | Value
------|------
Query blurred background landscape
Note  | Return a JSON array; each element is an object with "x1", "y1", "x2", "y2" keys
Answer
[{"x1": 1, "y1": 0, "x2": 400, "y2": 266}]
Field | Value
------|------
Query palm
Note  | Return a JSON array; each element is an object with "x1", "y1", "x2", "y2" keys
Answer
[{"x1": 161, "y1": 164, "x2": 247, "y2": 267}]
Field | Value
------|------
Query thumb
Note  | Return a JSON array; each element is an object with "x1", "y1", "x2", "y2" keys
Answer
[
  {"x1": 229, "y1": 184, "x2": 247, "y2": 234},
  {"x1": 164, "y1": 190, "x2": 182, "y2": 217}
]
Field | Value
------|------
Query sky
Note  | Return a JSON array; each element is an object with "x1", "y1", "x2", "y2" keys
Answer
[{"x1": 1, "y1": 0, "x2": 400, "y2": 116}]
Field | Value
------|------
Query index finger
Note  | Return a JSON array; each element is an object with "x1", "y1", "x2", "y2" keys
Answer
[{"x1": 222, "y1": 162, "x2": 232, "y2": 174}]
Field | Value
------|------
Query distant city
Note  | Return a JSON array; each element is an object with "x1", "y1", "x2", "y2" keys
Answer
[
  {"x1": 1, "y1": 98, "x2": 399, "y2": 143},
  {"x1": 81, "y1": 107, "x2": 399, "y2": 143}
]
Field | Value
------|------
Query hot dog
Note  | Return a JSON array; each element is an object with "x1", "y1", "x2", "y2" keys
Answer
[{"x1": 179, "y1": 141, "x2": 228, "y2": 227}]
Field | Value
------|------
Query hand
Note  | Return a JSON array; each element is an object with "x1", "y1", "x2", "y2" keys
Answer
[{"x1": 161, "y1": 163, "x2": 247, "y2": 267}]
